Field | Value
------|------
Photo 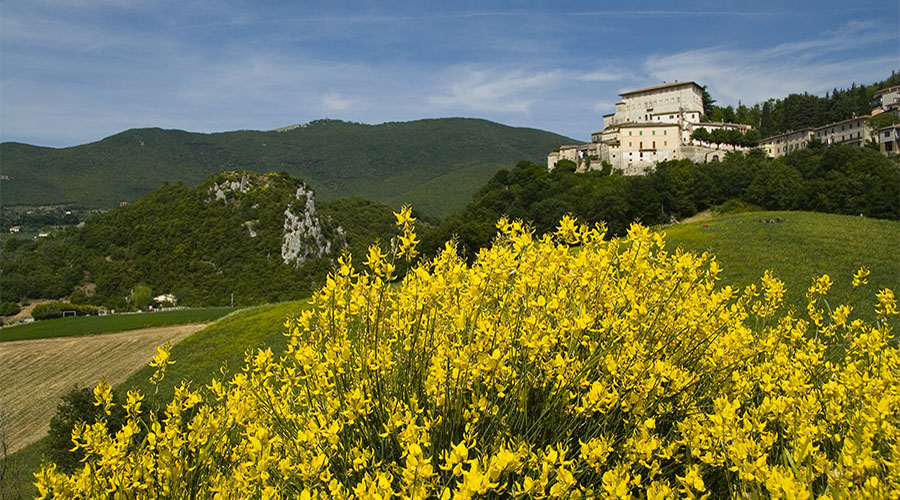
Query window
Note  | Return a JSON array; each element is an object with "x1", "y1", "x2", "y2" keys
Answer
[
  {"x1": 652, "y1": 141, "x2": 656, "y2": 148},
  {"x1": 652, "y1": 130, "x2": 656, "y2": 135},
  {"x1": 639, "y1": 131, "x2": 643, "y2": 136},
  {"x1": 664, "y1": 141, "x2": 667, "y2": 146},
  {"x1": 629, "y1": 131, "x2": 633, "y2": 136},
  {"x1": 664, "y1": 130, "x2": 667, "y2": 135}
]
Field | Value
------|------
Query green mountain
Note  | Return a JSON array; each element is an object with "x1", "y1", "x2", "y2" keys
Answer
[
  {"x1": 0, "y1": 171, "x2": 398, "y2": 309},
  {"x1": 0, "y1": 118, "x2": 576, "y2": 218}
]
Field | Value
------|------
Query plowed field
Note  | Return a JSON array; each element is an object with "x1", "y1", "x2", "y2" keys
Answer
[{"x1": 0, "y1": 323, "x2": 207, "y2": 454}]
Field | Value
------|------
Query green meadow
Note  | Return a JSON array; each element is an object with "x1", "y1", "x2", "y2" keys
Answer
[
  {"x1": 0, "y1": 308, "x2": 235, "y2": 342},
  {"x1": 120, "y1": 300, "x2": 311, "y2": 402},
  {"x1": 662, "y1": 211, "x2": 900, "y2": 329}
]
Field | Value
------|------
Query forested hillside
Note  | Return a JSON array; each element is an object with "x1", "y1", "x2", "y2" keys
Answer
[
  {"x1": 0, "y1": 172, "x2": 397, "y2": 310},
  {"x1": 705, "y1": 72, "x2": 900, "y2": 137},
  {"x1": 0, "y1": 118, "x2": 575, "y2": 218},
  {"x1": 422, "y1": 144, "x2": 899, "y2": 258}
]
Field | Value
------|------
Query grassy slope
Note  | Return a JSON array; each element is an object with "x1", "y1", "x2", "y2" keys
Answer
[
  {"x1": 0, "y1": 308, "x2": 234, "y2": 342},
  {"x1": 1, "y1": 438, "x2": 49, "y2": 500},
  {"x1": 0, "y1": 301, "x2": 308, "y2": 499},
  {"x1": 386, "y1": 162, "x2": 509, "y2": 219},
  {"x1": 119, "y1": 301, "x2": 310, "y2": 403},
  {"x1": 662, "y1": 211, "x2": 900, "y2": 328},
  {"x1": 2, "y1": 119, "x2": 576, "y2": 218}
]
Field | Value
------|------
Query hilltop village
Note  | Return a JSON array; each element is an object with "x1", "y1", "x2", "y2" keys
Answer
[{"x1": 549, "y1": 81, "x2": 900, "y2": 174}]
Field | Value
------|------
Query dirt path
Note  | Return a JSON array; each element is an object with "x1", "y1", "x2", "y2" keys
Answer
[{"x1": 0, "y1": 323, "x2": 208, "y2": 454}]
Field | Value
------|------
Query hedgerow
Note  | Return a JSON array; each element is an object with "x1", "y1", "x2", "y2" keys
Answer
[
  {"x1": 31, "y1": 302, "x2": 102, "y2": 321},
  {"x1": 36, "y1": 208, "x2": 898, "y2": 499}
]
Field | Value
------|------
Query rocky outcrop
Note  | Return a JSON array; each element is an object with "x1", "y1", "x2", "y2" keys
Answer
[
  {"x1": 208, "y1": 174, "x2": 251, "y2": 202},
  {"x1": 206, "y1": 171, "x2": 346, "y2": 267},
  {"x1": 281, "y1": 183, "x2": 345, "y2": 266}
]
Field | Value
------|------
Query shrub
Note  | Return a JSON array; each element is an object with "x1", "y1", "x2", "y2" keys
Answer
[
  {"x1": 46, "y1": 387, "x2": 127, "y2": 474},
  {"x1": 35, "y1": 214, "x2": 899, "y2": 498},
  {"x1": 31, "y1": 302, "x2": 102, "y2": 320},
  {"x1": 30, "y1": 303, "x2": 61, "y2": 321},
  {"x1": 0, "y1": 301, "x2": 20, "y2": 316},
  {"x1": 713, "y1": 198, "x2": 763, "y2": 214}
]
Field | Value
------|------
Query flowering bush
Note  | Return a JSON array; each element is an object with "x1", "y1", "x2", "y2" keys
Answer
[{"x1": 36, "y1": 208, "x2": 899, "y2": 499}]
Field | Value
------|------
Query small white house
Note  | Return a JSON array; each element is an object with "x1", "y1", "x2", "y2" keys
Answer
[{"x1": 154, "y1": 294, "x2": 177, "y2": 305}]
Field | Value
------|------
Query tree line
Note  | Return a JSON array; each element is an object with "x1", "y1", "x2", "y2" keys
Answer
[
  {"x1": 421, "y1": 144, "x2": 899, "y2": 259},
  {"x1": 703, "y1": 72, "x2": 900, "y2": 138}
]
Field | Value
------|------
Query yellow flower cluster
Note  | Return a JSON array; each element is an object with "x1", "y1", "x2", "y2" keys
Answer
[{"x1": 36, "y1": 214, "x2": 899, "y2": 499}]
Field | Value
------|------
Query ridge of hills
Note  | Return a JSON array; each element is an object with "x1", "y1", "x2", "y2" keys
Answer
[{"x1": 0, "y1": 118, "x2": 577, "y2": 218}]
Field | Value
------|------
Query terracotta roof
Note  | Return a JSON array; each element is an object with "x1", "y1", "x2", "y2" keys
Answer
[{"x1": 620, "y1": 81, "x2": 700, "y2": 97}]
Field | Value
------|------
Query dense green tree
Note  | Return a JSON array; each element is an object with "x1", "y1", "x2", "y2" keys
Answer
[
  {"x1": 129, "y1": 284, "x2": 153, "y2": 310},
  {"x1": 47, "y1": 388, "x2": 129, "y2": 473},
  {"x1": 742, "y1": 129, "x2": 762, "y2": 147},
  {"x1": 701, "y1": 85, "x2": 716, "y2": 117},
  {"x1": 691, "y1": 128, "x2": 711, "y2": 143},
  {"x1": 0, "y1": 302, "x2": 21, "y2": 316},
  {"x1": 759, "y1": 101, "x2": 777, "y2": 138}
]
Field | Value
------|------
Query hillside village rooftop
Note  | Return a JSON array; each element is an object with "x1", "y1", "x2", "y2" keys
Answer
[
  {"x1": 552, "y1": 81, "x2": 898, "y2": 173},
  {"x1": 549, "y1": 81, "x2": 748, "y2": 174}
]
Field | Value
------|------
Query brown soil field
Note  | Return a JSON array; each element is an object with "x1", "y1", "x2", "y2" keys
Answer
[{"x1": 0, "y1": 323, "x2": 207, "y2": 454}]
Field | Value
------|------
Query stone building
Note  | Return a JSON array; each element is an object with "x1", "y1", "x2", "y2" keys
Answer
[
  {"x1": 813, "y1": 116, "x2": 871, "y2": 147},
  {"x1": 760, "y1": 128, "x2": 815, "y2": 158},
  {"x1": 871, "y1": 86, "x2": 900, "y2": 111},
  {"x1": 877, "y1": 124, "x2": 899, "y2": 154},
  {"x1": 548, "y1": 81, "x2": 751, "y2": 174},
  {"x1": 759, "y1": 115, "x2": 876, "y2": 158}
]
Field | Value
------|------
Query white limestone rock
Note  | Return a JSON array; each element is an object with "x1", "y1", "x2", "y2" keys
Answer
[
  {"x1": 281, "y1": 183, "x2": 344, "y2": 266},
  {"x1": 208, "y1": 174, "x2": 251, "y2": 202}
]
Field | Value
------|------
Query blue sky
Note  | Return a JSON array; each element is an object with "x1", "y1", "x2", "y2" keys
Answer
[{"x1": 1, "y1": 1, "x2": 897, "y2": 147}]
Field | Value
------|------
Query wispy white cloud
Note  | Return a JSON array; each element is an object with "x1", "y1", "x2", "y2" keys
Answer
[
  {"x1": 573, "y1": 9, "x2": 778, "y2": 17},
  {"x1": 760, "y1": 20, "x2": 890, "y2": 58},
  {"x1": 644, "y1": 22, "x2": 898, "y2": 105},
  {"x1": 591, "y1": 100, "x2": 617, "y2": 114},
  {"x1": 429, "y1": 67, "x2": 563, "y2": 114},
  {"x1": 578, "y1": 71, "x2": 630, "y2": 82},
  {"x1": 322, "y1": 92, "x2": 354, "y2": 111}
]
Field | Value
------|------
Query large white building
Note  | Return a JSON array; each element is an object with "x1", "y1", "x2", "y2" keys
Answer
[{"x1": 549, "y1": 81, "x2": 750, "y2": 174}]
